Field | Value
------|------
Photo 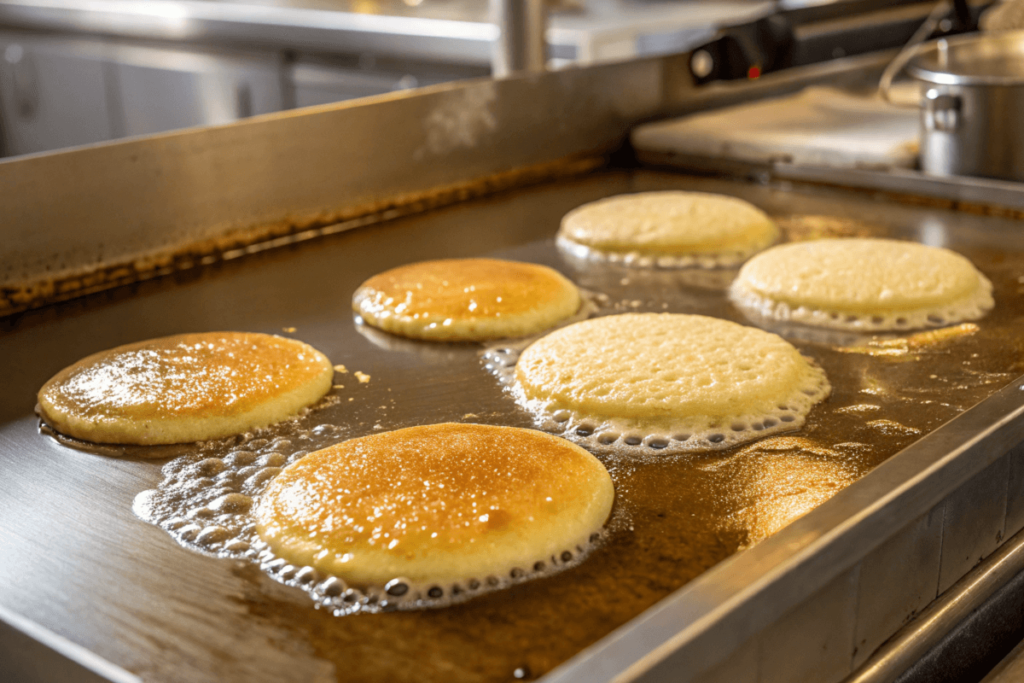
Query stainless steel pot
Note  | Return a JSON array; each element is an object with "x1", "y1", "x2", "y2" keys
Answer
[{"x1": 908, "y1": 31, "x2": 1024, "y2": 182}]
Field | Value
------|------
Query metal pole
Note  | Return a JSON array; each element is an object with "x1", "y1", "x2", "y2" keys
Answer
[{"x1": 490, "y1": 0, "x2": 546, "y2": 77}]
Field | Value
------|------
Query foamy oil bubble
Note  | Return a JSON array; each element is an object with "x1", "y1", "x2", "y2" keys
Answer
[
  {"x1": 556, "y1": 235, "x2": 758, "y2": 270},
  {"x1": 134, "y1": 418, "x2": 613, "y2": 615}
]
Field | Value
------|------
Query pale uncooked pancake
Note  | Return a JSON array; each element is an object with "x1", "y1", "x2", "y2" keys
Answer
[
  {"x1": 557, "y1": 191, "x2": 779, "y2": 268},
  {"x1": 514, "y1": 313, "x2": 830, "y2": 451},
  {"x1": 255, "y1": 423, "x2": 614, "y2": 592},
  {"x1": 730, "y1": 238, "x2": 994, "y2": 331},
  {"x1": 38, "y1": 332, "x2": 334, "y2": 445},
  {"x1": 353, "y1": 258, "x2": 581, "y2": 341}
]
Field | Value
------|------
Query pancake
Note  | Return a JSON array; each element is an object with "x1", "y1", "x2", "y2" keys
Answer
[
  {"x1": 557, "y1": 191, "x2": 779, "y2": 268},
  {"x1": 38, "y1": 332, "x2": 334, "y2": 445},
  {"x1": 352, "y1": 258, "x2": 581, "y2": 342},
  {"x1": 514, "y1": 313, "x2": 830, "y2": 452},
  {"x1": 255, "y1": 423, "x2": 613, "y2": 597},
  {"x1": 730, "y1": 238, "x2": 994, "y2": 331}
]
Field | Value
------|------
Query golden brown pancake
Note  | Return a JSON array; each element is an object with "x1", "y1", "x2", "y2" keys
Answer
[
  {"x1": 38, "y1": 332, "x2": 334, "y2": 445},
  {"x1": 352, "y1": 258, "x2": 580, "y2": 341},
  {"x1": 730, "y1": 238, "x2": 994, "y2": 331},
  {"x1": 255, "y1": 423, "x2": 614, "y2": 593}
]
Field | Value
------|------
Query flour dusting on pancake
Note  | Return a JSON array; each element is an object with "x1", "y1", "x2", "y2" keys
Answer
[
  {"x1": 557, "y1": 191, "x2": 779, "y2": 269},
  {"x1": 503, "y1": 313, "x2": 829, "y2": 454},
  {"x1": 353, "y1": 258, "x2": 581, "y2": 341},
  {"x1": 38, "y1": 332, "x2": 334, "y2": 445},
  {"x1": 730, "y1": 238, "x2": 994, "y2": 331}
]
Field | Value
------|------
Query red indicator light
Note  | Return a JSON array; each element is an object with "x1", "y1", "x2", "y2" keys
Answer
[{"x1": 747, "y1": 65, "x2": 762, "y2": 79}]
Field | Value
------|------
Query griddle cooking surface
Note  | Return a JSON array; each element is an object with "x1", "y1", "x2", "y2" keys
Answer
[{"x1": 3, "y1": 170, "x2": 1024, "y2": 683}]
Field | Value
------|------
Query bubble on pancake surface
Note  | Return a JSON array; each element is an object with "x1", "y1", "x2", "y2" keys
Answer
[
  {"x1": 352, "y1": 258, "x2": 582, "y2": 341},
  {"x1": 496, "y1": 313, "x2": 830, "y2": 454},
  {"x1": 556, "y1": 191, "x2": 779, "y2": 269},
  {"x1": 730, "y1": 238, "x2": 994, "y2": 332},
  {"x1": 135, "y1": 422, "x2": 613, "y2": 614},
  {"x1": 37, "y1": 332, "x2": 335, "y2": 445}
]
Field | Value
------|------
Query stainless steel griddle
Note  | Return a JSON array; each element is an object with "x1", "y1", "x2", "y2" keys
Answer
[{"x1": 3, "y1": 49, "x2": 1024, "y2": 683}]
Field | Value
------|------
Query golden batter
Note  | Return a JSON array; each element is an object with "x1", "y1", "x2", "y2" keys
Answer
[
  {"x1": 514, "y1": 313, "x2": 830, "y2": 451},
  {"x1": 38, "y1": 332, "x2": 334, "y2": 445},
  {"x1": 353, "y1": 258, "x2": 581, "y2": 341},
  {"x1": 557, "y1": 191, "x2": 778, "y2": 267},
  {"x1": 255, "y1": 423, "x2": 614, "y2": 591},
  {"x1": 730, "y1": 238, "x2": 994, "y2": 331}
]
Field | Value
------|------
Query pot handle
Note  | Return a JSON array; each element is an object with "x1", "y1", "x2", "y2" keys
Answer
[
  {"x1": 924, "y1": 88, "x2": 962, "y2": 132},
  {"x1": 879, "y1": 0, "x2": 953, "y2": 102}
]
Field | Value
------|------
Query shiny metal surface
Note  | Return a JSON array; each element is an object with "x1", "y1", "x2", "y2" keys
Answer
[
  {"x1": 6, "y1": 38, "x2": 1024, "y2": 683},
  {"x1": 0, "y1": 0, "x2": 496, "y2": 65},
  {"x1": 983, "y1": 637, "x2": 1024, "y2": 683},
  {"x1": 909, "y1": 30, "x2": 1024, "y2": 85},
  {"x1": 908, "y1": 32, "x2": 1024, "y2": 182},
  {"x1": 0, "y1": 0, "x2": 771, "y2": 67},
  {"x1": 845, "y1": 526, "x2": 1024, "y2": 683},
  {"x1": 6, "y1": 168, "x2": 1024, "y2": 683},
  {"x1": 0, "y1": 47, "x2": 890, "y2": 316},
  {"x1": 549, "y1": 374, "x2": 1024, "y2": 683},
  {"x1": 490, "y1": 0, "x2": 546, "y2": 76},
  {"x1": 851, "y1": 508, "x2": 943, "y2": 669},
  {"x1": 0, "y1": 55, "x2": 666, "y2": 313},
  {"x1": 771, "y1": 163, "x2": 1024, "y2": 211},
  {"x1": 0, "y1": 32, "x2": 118, "y2": 156},
  {"x1": 0, "y1": 604, "x2": 140, "y2": 683}
]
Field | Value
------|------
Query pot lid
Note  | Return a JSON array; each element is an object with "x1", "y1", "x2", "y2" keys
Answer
[{"x1": 907, "y1": 30, "x2": 1024, "y2": 86}]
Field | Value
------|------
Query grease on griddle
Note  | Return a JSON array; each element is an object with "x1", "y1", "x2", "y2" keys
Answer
[{"x1": 126, "y1": 234, "x2": 1024, "y2": 683}]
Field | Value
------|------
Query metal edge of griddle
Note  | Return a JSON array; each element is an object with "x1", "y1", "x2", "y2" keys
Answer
[
  {"x1": 0, "y1": 47, "x2": 890, "y2": 318},
  {"x1": 634, "y1": 154, "x2": 1024, "y2": 215},
  {"x1": 0, "y1": 602, "x2": 141, "y2": 683},
  {"x1": 772, "y1": 163, "x2": 1024, "y2": 213},
  {"x1": 843, "y1": 525, "x2": 1024, "y2": 683},
  {"x1": 542, "y1": 376, "x2": 1024, "y2": 683}
]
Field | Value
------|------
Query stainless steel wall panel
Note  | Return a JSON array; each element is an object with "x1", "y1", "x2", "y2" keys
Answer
[
  {"x1": 759, "y1": 566, "x2": 860, "y2": 683},
  {"x1": 692, "y1": 634, "x2": 760, "y2": 683},
  {"x1": 0, "y1": 32, "x2": 116, "y2": 156},
  {"x1": 110, "y1": 44, "x2": 285, "y2": 137},
  {"x1": 289, "y1": 56, "x2": 487, "y2": 109},
  {"x1": 937, "y1": 456, "x2": 1010, "y2": 594},
  {"x1": 696, "y1": 634, "x2": 761, "y2": 683},
  {"x1": 0, "y1": 0, "x2": 498, "y2": 66},
  {"x1": 844, "y1": 527, "x2": 1024, "y2": 683},
  {"x1": 0, "y1": 54, "x2": 671, "y2": 305},
  {"x1": 1005, "y1": 443, "x2": 1024, "y2": 539},
  {"x1": 851, "y1": 505, "x2": 944, "y2": 669}
]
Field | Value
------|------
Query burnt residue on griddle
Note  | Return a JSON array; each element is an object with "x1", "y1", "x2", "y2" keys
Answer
[{"x1": 0, "y1": 155, "x2": 605, "y2": 319}]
